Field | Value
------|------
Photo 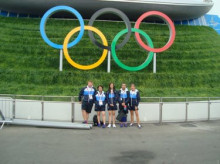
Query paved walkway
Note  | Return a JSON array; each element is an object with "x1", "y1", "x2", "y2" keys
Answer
[{"x1": 0, "y1": 121, "x2": 220, "y2": 164}]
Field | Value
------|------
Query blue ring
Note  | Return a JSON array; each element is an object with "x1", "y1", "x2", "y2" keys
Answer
[{"x1": 40, "y1": 6, "x2": 84, "y2": 49}]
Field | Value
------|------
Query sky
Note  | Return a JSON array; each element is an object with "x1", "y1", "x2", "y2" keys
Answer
[{"x1": 208, "y1": 0, "x2": 220, "y2": 16}]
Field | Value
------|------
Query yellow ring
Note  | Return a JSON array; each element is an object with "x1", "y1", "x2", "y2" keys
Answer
[{"x1": 63, "y1": 25, "x2": 108, "y2": 70}]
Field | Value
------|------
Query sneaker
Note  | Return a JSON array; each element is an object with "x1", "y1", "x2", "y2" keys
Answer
[
  {"x1": 138, "y1": 124, "x2": 142, "y2": 129},
  {"x1": 98, "y1": 123, "x2": 101, "y2": 127},
  {"x1": 107, "y1": 124, "x2": 111, "y2": 128},
  {"x1": 102, "y1": 124, "x2": 106, "y2": 128},
  {"x1": 113, "y1": 124, "x2": 116, "y2": 128},
  {"x1": 82, "y1": 120, "x2": 87, "y2": 124},
  {"x1": 120, "y1": 123, "x2": 123, "y2": 128},
  {"x1": 129, "y1": 123, "x2": 133, "y2": 127},
  {"x1": 124, "y1": 123, "x2": 128, "y2": 127}
]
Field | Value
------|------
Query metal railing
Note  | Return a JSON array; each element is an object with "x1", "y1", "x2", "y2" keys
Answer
[
  {"x1": 1, "y1": 94, "x2": 219, "y2": 102},
  {"x1": 0, "y1": 94, "x2": 219, "y2": 124}
]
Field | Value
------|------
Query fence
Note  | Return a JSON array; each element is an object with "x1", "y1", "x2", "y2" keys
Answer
[{"x1": 0, "y1": 94, "x2": 220, "y2": 124}]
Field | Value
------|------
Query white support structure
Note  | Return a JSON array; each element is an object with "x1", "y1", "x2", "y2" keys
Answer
[
  {"x1": 10, "y1": 119, "x2": 92, "y2": 130},
  {"x1": 0, "y1": 120, "x2": 12, "y2": 130},
  {"x1": 107, "y1": 51, "x2": 111, "y2": 73},
  {"x1": 153, "y1": 53, "x2": 157, "y2": 73},
  {"x1": 59, "y1": 49, "x2": 63, "y2": 72},
  {"x1": 0, "y1": 110, "x2": 12, "y2": 130}
]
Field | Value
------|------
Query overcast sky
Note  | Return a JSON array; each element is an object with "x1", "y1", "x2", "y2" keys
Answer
[{"x1": 208, "y1": 0, "x2": 220, "y2": 15}]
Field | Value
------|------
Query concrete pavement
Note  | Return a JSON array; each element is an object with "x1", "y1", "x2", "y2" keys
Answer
[{"x1": 0, "y1": 121, "x2": 220, "y2": 164}]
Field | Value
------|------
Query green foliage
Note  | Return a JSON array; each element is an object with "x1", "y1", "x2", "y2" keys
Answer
[{"x1": 0, "y1": 16, "x2": 220, "y2": 97}]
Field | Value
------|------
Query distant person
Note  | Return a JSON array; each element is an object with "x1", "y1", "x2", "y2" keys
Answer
[
  {"x1": 95, "y1": 85, "x2": 107, "y2": 128},
  {"x1": 79, "y1": 81, "x2": 96, "y2": 124},
  {"x1": 106, "y1": 83, "x2": 118, "y2": 128},
  {"x1": 129, "y1": 84, "x2": 141, "y2": 128},
  {"x1": 118, "y1": 83, "x2": 130, "y2": 127}
]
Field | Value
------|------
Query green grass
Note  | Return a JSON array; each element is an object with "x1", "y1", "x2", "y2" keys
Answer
[{"x1": 0, "y1": 16, "x2": 220, "y2": 97}]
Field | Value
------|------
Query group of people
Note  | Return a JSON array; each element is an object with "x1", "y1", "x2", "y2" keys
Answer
[{"x1": 79, "y1": 81, "x2": 141, "y2": 128}]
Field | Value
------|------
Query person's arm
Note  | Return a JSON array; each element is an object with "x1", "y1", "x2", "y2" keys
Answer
[
  {"x1": 94, "y1": 92, "x2": 98, "y2": 106},
  {"x1": 117, "y1": 91, "x2": 122, "y2": 104},
  {"x1": 137, "y1": 91, "x2": 141, "y2": 106},
  {"x1": 92, "y1": 88, "x2": 96, "y2": 103},
  {"x1": 125, "y1": 91, "x2": 130, "y2": 105},
  {"x1": 78, "y1": 87, "x2": 84, "y2": 101},
  {"x1": 106, "y1": 91, "x2": 110, "y2": 105},
  {"x1": 104, "y1": 93, "x2": 108, "y2": 105},
  {"x1": 114, "y1": 90, "x2": 118, "y2": 104}
]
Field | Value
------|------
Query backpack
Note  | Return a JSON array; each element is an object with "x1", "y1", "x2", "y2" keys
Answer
[
  {"x1": 93, "y1": 114, "x2": 103, "y2": 126},
  {"x1": 93, "y1": 115, "x2": 98, "y2": 126},
  {"x1": 116, "y1": 110, "x2": 127, "y2": 121}
]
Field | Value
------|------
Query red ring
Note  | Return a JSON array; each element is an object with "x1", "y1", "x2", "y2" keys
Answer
[{"x1": 135, "y1": 11, "x2": 176, "y2": 53}]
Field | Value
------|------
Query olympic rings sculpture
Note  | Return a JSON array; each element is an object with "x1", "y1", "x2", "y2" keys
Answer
[{"x1": 40, "y1": 6, "x2": 176, "y2": 72}]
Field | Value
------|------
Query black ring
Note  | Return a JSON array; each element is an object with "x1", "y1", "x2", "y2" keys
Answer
[{"x1": 88, "y1": 8, "x2": 132, "y2": 51}]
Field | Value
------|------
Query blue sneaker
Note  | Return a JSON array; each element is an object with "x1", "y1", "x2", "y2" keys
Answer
[
  {"x1": 124, "y1": 123, "x2": 128, "y2": 127},
  {"x1": 98, "y1": 123, "x2": 101, "y2": 127},
  {"x1": 82, "y1": 120, "x2": 87, "y2": 124},
  {"x1": 120, "y1": 123, "x2": 123, "y2": 128},
  {"x1": 102, "y1": 124, "x2": 106, "y2": 128}
]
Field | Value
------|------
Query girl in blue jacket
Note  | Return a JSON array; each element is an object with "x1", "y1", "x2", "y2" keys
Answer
[
  {"x1": 129, "y1": 84, "x2": 141, "y2": 128},
  {"x1": 95, "y1": 85, "x2": 107, "y2": 128},
  {"x1": 118, "y1": 83, "x2": 130, "y2": 127},
  {"x1": 106, "y1": 83, "x2": 118, "y2": 128}
]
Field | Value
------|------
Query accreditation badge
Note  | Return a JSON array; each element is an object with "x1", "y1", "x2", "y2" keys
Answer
[
  {"x1": 89, "y1": 94, "x2": 93, "y2": 100},
  {"x1": 99, "y1": 100, "x2": 103, "y2": 106}
]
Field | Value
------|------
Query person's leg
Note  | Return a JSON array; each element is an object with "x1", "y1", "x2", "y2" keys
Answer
[
  {"x1": 124, "y1": 116, "x2": 128, "y2": 127},
  {"x1": 81, "y1": 103, "x2": 87, "y2": 123},
  {"x1": 108, "y1": 111, "x2": 112, "y2": 124},
  {"x1": 97, "y1": 110, "x2": 102, "y2": 127},
  {"x1": 135, "y1": 109, "x2": 141, "y2": 128},
  {"x1": 97, "y1": 111, "x2": 101, "y2": 123},
  {"x1": 102, "y1": 111, "x2": 106, "y2": 128},
  {"x1": 130, "y1": 110, "x2": 134, "y2": 126},
  {"x1": 112, "y1": 110, "x2": 116, "y2": 127},
  {"x1": 120, "y1": 121, "x2": 123, "y2": 127},
  {"x1": 108, "y1": 110, "x2": 112, "y2": 128},
  {"x1": 119, "y1": 105, "x2": 124, "y2": 128},
  {"x1": 85, "y1": 103, "x2": 93, "y2": 122},
  {"x1": 82, "y1": 110, "x2": 86, "y2": 121},
  {"x1": 86, "y1": 112, "x2": 89, "y2": 122}
]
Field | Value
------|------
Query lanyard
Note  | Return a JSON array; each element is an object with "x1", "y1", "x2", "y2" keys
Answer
[
  {"x1": 87, "y1": 87, "x2": 92, "y2": 95},
  {"x1": 121, "y1": 90, "x2": 126, "y2": 96},
  {"x1": 86, "y1": 87, "x2": 93, "y2": 101},
  {"x1": 97, "y1": 92, "x2": 104, "y2": 101},
  {"x1": 121, "y1": 90, "x2": 126, "y2": 103},
  {"x1": 121, "y1": 90, "x2": 127, "y2": 102},
  {"x1": 130, "y1": 90, "x2": 137, "y2": 98}
]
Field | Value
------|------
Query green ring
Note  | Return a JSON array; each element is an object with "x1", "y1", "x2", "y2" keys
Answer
[{"x1": 111, "y1": 28, "x2": 154, "y2": 71}]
